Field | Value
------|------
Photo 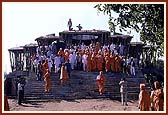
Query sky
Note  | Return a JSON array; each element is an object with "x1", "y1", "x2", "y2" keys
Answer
[{"x1": 2, "y1": 2, "x2": 140, "y2": 74}]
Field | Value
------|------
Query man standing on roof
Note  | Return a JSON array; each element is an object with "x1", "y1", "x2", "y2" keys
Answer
[
  {"x1": 76, "y1": 24, "x2": 82, "y2": 31},
  {"x1": 67, "y1": 18, "x2": 72, "y2": 31}
]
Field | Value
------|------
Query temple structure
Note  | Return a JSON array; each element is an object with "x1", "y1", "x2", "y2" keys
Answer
[
  {"x1": 8, "y1": 43, "x2": 38, "y2": 72},
  {"x1": 59, "y1": 30, "x2": 110, "y2": 46},
  {"x1": 8, "y1": 46, "x2": 25, "y2": 72},
  {"x1": 6, "y1": 30, "x2": 146, "y2": 97}
]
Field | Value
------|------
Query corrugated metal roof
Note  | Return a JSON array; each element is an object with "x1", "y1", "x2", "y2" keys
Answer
[
  {"x1": 110, "y1": 35, "x2": 133, "y2": 38},
  {"x1": 35, "y1": 35, "x2": 60, "y2": 41},
  {"x1": 24, "y1": 43, "x2": 38, "y2": 47},
  {"x1": 60, "y1": 30, "x2": 110, "y2": 34},
  {"x1": 8, "y1": 46, "x2": 24, "y2": 51}
]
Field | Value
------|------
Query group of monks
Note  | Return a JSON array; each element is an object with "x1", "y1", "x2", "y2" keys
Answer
[
  {"x1": 138, "y1": 81, "x2": 164, "y2": 111},
  {"x1": 55, "y1": 42, "x2": 126, "y2": 73},
  {"x1": 41, "y1": 59, "x2": 70, "y2": 92},
  {"x1": 32, "y1": 41, "x2": 134, "y2": 76}
]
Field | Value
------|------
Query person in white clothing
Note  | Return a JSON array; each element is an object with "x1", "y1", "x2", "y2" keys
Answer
[
  {"x1": 82, "y1": 53, "x2": 87, "y2": 71},
  {"x1": 33, "y1": 57, "x2": 39, "y2": 74},
  {"x1": 102, "y1": 44, "x2": 109, "y2": 52},
  {"x1": 47, "y1": 50, "x2": 52, "y2": 57},
  {"x1": 110, "y1": 43, "x2": 115, "y2": 51},
  {"x1": 119, "y1": 43, "x2": 124, "y2": 56},
  {"x1": 17, "y1": 81, "x2": 24, "y2": 105},
  {"x1": 54, "y1": 54, "x2": 61, "y2": 73},
  {"x1": 47, "y1": 57, "x2": 53, "y2": 72},
  {"x1": 41, "y1": 54, "x2": 47, "y2": 61},
  {"x1": 119, "y1": 77, "x2": 128, "y2": 106},
  {"x1": 130, "y1": 57, "x2": 135, "y2": 76},
  {"x1": 69, "y1": 52, "x2": 76, "y2": 70},
  {"x1": 114, "y1": 47, "x2": 118, "y2": 55},
  {"x1": 80, "y1": 42, "x2": 86, "y2": 50},
  {"x1": 36, "y1": 46, "x2": 41, "y2": 55}
]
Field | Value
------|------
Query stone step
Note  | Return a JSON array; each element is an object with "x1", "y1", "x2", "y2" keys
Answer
[
  {"x1": 24, "y1": 69, "x2": 147, "y2": 100},
  {"x1": 25, "y1": 92, "x2": 140, "y2": 101}
]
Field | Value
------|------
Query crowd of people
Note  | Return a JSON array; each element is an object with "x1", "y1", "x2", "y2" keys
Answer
[
  {"x1": 29, "y1": 41, "x2": 137, "y2": 98},
  {"x1": 28, "y1": 41, "x2": 138, "y2": 100},
  {"x1": 4, "y1": 41, "x2": 162, "y2": 111},
  {"x1": 31, "y1": 41, "x2": 136, "y2": 81},
  {"x1": 4, "y1": 18, "x2": 164, "y2": 111}
]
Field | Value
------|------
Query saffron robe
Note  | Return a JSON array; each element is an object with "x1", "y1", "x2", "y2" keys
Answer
[
  {"x1": 105, "y1": 55, "x2": 111, "y2": 72},
  {"x1": 97, "y1": 54, "x2": 103, "y2": 71},
  {"x1": 44, "y1": 71, "x2": 51, "y2": 91},
  {"x1": 60, "y1": 66, "x2": 69, "y2": 84},
  {"x1": 139, "y1": 90, "x2": 151, "y2": 111},
  {"x1": 96, "y1": 74, "x2": 106, "y2": 94}
]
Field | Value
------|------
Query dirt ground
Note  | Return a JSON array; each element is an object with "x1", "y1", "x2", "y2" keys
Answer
[{"x1": 7, "y1": 99, "x2": 139, "y2": 112}]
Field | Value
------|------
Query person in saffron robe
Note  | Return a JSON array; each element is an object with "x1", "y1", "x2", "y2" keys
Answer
[
  {"x1": 97, "y1": 53, "x2": 103, "y2": 71},
  {"x1": 104, "y1": 53, "x2": 111, "y2": 72},
  {"x1": 60, "y1": 63, "x2": 69, "y2": 85},
  {"x1": 64, "y1": 49, "x2": 70, "y2": 62},
  {"x1": 138, "y1": 84, "x2": 151, "y2": 111},
  {"x1": 86, "y1": 52, "x2": 92, "y2": 72},
  {"x1": 103, "y1": 48, "x2": 109, "y2": 57},
  {"x1": 91, "y1": 52, "x2": 97, "y2": 71},
  {"x1": 95, "y1": 42, "x2": 101, "y2": 53},
  {"x1": 96, "y1": 71, "x2": 106, "y2": 95},
  {"x1": 42, "y1": 59, "x2": 49, "y2": 78},
  {"x1": 118, "y1": 55, "x2": 122, "y2": 72},
  {"x1": 44, "y1": 69, "x2": 51, "y2": 92},
  {"x1": 115, "y1": 54, "x2": 121, "y2": 72},
  {"x1": 110, "y1": 52, "x2": 115, "y2": 72},
  {"x1": 152, "y1": 81, "x2": 164, "y2": 111},
  {"x1": 58, "y1": 48, "x2": 64, "y2": 57}
]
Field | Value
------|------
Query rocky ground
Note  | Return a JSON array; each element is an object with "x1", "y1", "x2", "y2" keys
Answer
[{"x1": 8, "y1": 98, "x2": 139, "y2": 112}]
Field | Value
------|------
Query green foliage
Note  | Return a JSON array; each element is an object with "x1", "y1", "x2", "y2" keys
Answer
[{"x1": 94, "y1": 4, "x2": 164, "y2": 61}]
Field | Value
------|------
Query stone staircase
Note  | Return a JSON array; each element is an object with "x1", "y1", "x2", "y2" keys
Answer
[{"x1": 24, "y1": 68, "x2": 150, "y2": 102}]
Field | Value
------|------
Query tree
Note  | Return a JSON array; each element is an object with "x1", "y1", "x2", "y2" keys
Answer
[{"x1": 94, "y1": 4, "x2": 164, "y2": 63}]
